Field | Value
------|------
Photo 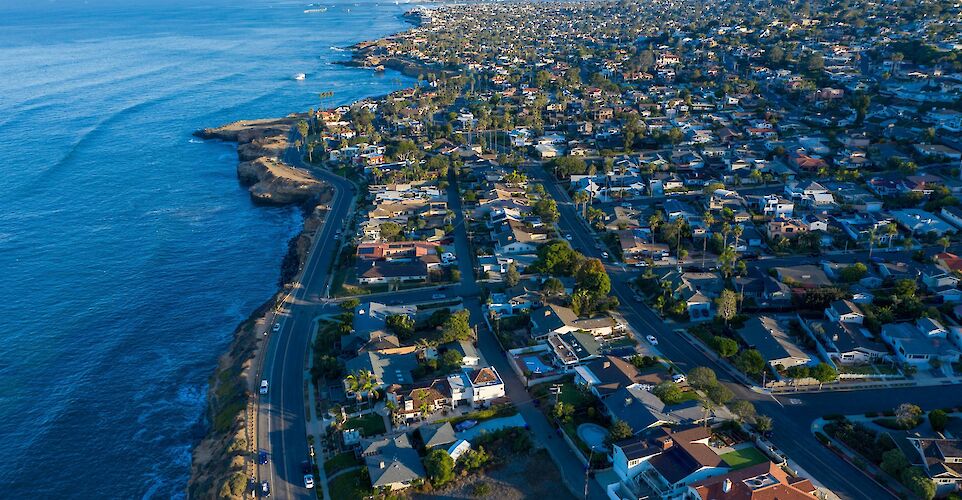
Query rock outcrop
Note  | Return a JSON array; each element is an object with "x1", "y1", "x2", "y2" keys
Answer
[{"x1": 196, "y1": 116, "x2": 327, "y2": 205}]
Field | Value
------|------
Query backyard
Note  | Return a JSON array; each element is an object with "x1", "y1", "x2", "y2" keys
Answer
[
  {"x1": 720, "y1": 447, "x2": 770, "y2": 470},
  {"x1": 343, "y1": 412, "x2": 387, "y2": 437}
]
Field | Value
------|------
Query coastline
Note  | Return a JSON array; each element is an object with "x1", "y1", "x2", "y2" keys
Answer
[
  {"x1": 187, "y1": 118, "x2": 331, "y2": 498},
  {"x1": 187, "y1": 8, "x2": 427, "y2": 498}
]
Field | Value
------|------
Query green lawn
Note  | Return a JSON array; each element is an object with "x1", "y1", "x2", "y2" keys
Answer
[
  {"x1": 343, "y1": 412, "x2": 386, "y2": 437},
  {"x1": 324, "y1": 452, "x2": 361, "y2": 475},
  {"x1": 327, "y1": 468, "x2": 371, "y2": 500},
  {"x1": 720, "y1": 447, "x2": 770, "y2": 470}
]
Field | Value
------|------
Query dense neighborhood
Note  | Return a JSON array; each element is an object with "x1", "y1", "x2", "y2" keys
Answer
[{"x1": 249, "y1": 0, "x2": 962, "y2": 498}]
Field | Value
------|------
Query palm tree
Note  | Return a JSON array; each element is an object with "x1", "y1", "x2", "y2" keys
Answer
[
  {"x1": 649, "y1": 213, "x2": 663, "y2": 233},
  {"x1": 885, "y1": 223, "x2": 898, "y2": 249},
  {"x1": 939, "y1": 235, "x2": 952, "y2": 253},
  {"x1": 732, "y1": 224, "x2": 743, "y2": 253},
  {"x1": 721, "y1": 222, "x2": 732, "y2": 249},
  {"x1": 345, "y1": 370, "x2": 378, "y2": 410},
  {"x1": 867, "y1": 227, "x2": 877, "y2": 257},
  {"x1": 573, "y1": 191, "x2": 590, "y2": 218},
  {"x1": 702, "y1": 211, "x2": 715, "y2": 268}
]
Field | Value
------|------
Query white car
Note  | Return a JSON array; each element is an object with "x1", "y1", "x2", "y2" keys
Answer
[
  {"x1": 303, "y1": 475, "x2": 315, "y2": 489},
  {"x1": 260, "y1": 380, "x2": 269, "y2": 395},
  {"x1": 672, "y1": 374, "x2": 687, "y2": 384},
  {"x1": 565, "y1": 234, "x2": 573, "y2": 241},
  {"x1": 646, "y1": 335, "x2": 658, "y2": 345},
  {"x1": 601, "y1": 251, "x2": 609, "y2": 259},
  {"x1": 272, "y1": 322, "x2": 281, "y2": 333}
]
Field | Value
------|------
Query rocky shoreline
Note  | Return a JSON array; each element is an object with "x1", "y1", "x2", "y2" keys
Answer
[
  {"x1": 195, "y1": 117, "x2": 326, "y2": 205},
  {"x1": 187, "y1": 118, "x2": 331, "y2": 499}
]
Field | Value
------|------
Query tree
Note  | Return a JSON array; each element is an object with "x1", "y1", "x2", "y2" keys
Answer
[
  {"x1": 851, "y1": 93, "x2": 872, "y2": 125},
  {"x1": 938, "y1": 235, "x2": 951, "y2": 252},
  {"x1": 715, "y1": 289, "x2": 738, "y2": 325},
  {"x1": 606, "y1": 420, "x2": 634, "y2": 445},
  {"x1": 341, "y1": 298, "x2": 361, "y2": 310},
  {"x1": 542, "y1": 277, "x2": 564, "y2": 295},
  {"x1": 735, "y1": 349, "x2": 766, "y2": 375},
  {"x1": 687, "y1": 367, "x2": 718, "y2": 390},
  {"x1": 533, "y1": 198, "x2": 559, "y2": 223},
  {"x1": 440, "y1": 310, "x2": 472, "y2": 343},
  {"x1": 880, "y1": 448, "x2": 910, "y2": 477},
  {"x1": 712, "y1": 336, "x2": 739, "y2": 358},
  {"x1": 754, "y1": 415, "x2": 774, "y2": 434},
  {"x1": 896, "y1": 403, "x2": 923, "y2": 428},
  {"x1": 344, "y1": 370, "x2": 378, "y2": 407},
  {"x1": 903, "y1": 467, "x2": 936, "y2": 500},
  {"x1": 929, "y1": 409, "x2": 949, "y2": 432},
  {"x1": 575, "y1": 258, "x2": 611, "y2": 297},
  {"x1": 811, "y1": 363, "x2": 838, "y2": 388},
  {"x1": 839, "y1": 262, "x2": 868, "y2": 283},
  {"x1": 702, "y1": 211, "x2": 715, "y2": 267},
  {"x1": 706, "y1": 383, "x2": 733, "y2": 405},
  {"x1": 573, "y1": 190, "x2": 590, "y2": 218},
  {"x1": 379, "y1": 221, "x2": 402, "y2": 241},
  {"x1": 553, "y1": 401, "x2": 574, "y2": 422},
  {"x1": 386, "y1": 313, "x2": 415, "y2": 338},
  {"x1": 425, "y1": 448, "x2": 454, "y2": 486},
  {"x1": 505, "y1": 262, "x2": 520, "y2": 287},
  {"x1": 652, "y1": 382, "x2": 686, "y2": 405},
  {"x1": 729, "y1": 400, "x2": 757, "y2": 422}
]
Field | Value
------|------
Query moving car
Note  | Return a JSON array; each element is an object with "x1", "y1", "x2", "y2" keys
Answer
[
  {"x1": 303, "y1": 475, "x2": 315, "y2": 489},
  {"x1": 565, "y1": 234, "x2": 573, "y2": 241},
  {"x1": 260, "y1": 380, "x2": 269, "y2": 395},
  {"x1": 646, "y1": 335, "x2": 658, "y2": 345},
  {"x1": 272, "y1": 322, "x2": 281, "y2": 333},
  {"x1": 601, "y1": 251, "x2": 609, "y2": 259}
]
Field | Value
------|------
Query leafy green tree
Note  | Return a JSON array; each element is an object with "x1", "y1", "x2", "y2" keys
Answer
[
  {"x1": 712, "y1": 336, "x2": 740, "y2": 358},
  {"x1": 881, "y1": 448, "x2": 910, "y2": 478},
  {"x1": 606, "y1": 420, "x2": 634, "y2": 445},
  {"x1": 687, "y1": 367, "x2": 718, "y2": 390},
  {"x1": 839, "y1": 263, "x2": 868, "y2": 283},
  {"x1": 729, "y1": 400, "x2": 757, "y2": 422},
  {"x1": 386, "y1": 314, "x2": 415, "y2": 337},
  {"x1": 896, "y1": 403, "x2": 923, "y2": 428},
  {"x1": 440, "y1": 310, "x2": 472, "y2": 343},
  {"x1": 531, "y1": 240, "x2": 582, "y2": 275},
  {"x1": 653, "y1": 382, "x2": 686, "y2": 405},
  {"x1": 715, "y1": 289, "x2": 738, "y2": 325},
  {"x1": 534, "y1": 198, "x2": 560, "y2": 223},
  {"x1": 379, "y1": 221, "x2": 402, "y2": 241},
  {"x1": 929, "y1": 409, "x2": 949, "y2": 432},
  {"x1": 754, "y1": 415, "x2": 774, "y2": 434},
  {"x1": 735, "y1": 349, "x2": 766, "y2": 375},
  {"x1": 341, "y1": 298, "x2": 361, "y2": 310},
  {"x1": 706, "y1": 383, "x2": 733, "y2": 405},
  {"x1": 575, "y1": 258, "x2": 610, "y2": 297},
  {"x1": 902, "y1": 467, "x2": 936, "y2": 500},
  {"x1": 541, "y1": 277, "x2": 565, "y2": 295},
  {"x1": 505, "y1": 262, "x2": 521, "y2": 287},
  {"x1": 811, "y1": 363, "x2": 838, "y2": 388},
  {"x1": 425, "y1": 448, "x2": 454, "y2": 486}
]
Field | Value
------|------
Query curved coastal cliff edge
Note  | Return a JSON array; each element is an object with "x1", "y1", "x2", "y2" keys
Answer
[{"x1": 187, "y1": 118, "x2": 331, "y2": 499}]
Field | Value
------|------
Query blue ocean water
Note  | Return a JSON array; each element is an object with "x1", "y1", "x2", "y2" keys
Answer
[{"x1": 0, "y1": 1, "x2": 413, "y2": 497}]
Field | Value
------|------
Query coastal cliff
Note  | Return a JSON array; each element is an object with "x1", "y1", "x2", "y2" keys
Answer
[
  {"x1": 195, "y1": 117, "x2": 325, "y2": 205},
  {"x1": 188, "y1": 118, "x2": 333, "y2": 498}
]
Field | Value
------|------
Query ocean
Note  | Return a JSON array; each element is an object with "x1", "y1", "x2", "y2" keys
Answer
[{"x1": 0, "y1": 1, "x2": 414, "y2": 497}]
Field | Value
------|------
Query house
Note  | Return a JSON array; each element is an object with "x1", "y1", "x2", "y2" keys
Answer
[
  {"x1": 774, "y1": 266, "x2": 833, "y2": 289},
  {"x1": 891, "y1": 209, "x2": 954, "y2": 237},
  {"x1": 907, "y1": 437, "x2": 962, "y2": 496},
  {"x1": 687, "y1": 460, "x2": 818, "y2": 499},
  {"x1": 547, "y1": 331, "x2": 603, "y2": 368},
  {"x1": 357, "y1": 261, "x2": 429, "y2": 284},
  {"x1": 574, "y1": 355, "x2": 669, "y2": 397},
  {"x1": 756, "y1": 194, "x2": 794, "y2": 218},
  {"x1": 388, "y1": 379, "x2": 451, "y2": 422},
  {"x1": 361, "y1": 434, "x2": 426, "y2": 491},
  {"x1": 529, "y1": 303, "x2": 616, "y2": 341},
  {"x1": 618, "y1": 230, "x2": 670, "y2": 263},
  {"x1": 824, "y1": 300, "x2": 864, "y2": 324},
  {"x1": 604, "y1": 384, "x2": 708, "y2": 436},
  {"x1": 345, "y1": 351, "x2": 418, "y2": 392},
  {"x1": 809, "y1": 320, "x2": 889, "y2": 365},
  {"x1": 736, "y1": 316, "x2": 812, "y2": 369},
  {"x1": 466, "y1": 366, "x2": 505, "y2": 404},
  {"x1": 357, "y1": 241, "x2": 439, "y2": 261},
  {"x1": 880, "y1": 322, "x2": 961, "y2": 366},
  {"x1": 486, "y1": 285, "x2": 538, "y2": 317},
  {"x1": 419, "y1": 422, "x2": 456, "y2": 449},
  {"x1": 610, "y1": 426, "x2": 730, "y2": 498},
  {"x1": 766, "y1": 218, "x2": 808, "y2": 240},
  {"x1": 941, "y1": 206, "x2": 962, "y2": 230}
]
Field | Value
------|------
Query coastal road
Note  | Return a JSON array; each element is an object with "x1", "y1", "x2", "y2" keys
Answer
[
  {"x1": 254, "y1": 137, "x2": 354, "y2": 499},
  {"x1": 528, "y1": 162, "x2": 962, "y2": 500}
]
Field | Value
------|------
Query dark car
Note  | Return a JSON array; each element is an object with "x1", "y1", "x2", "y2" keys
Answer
[
  {"x1": 258, "y1": 450, "x2": 269, "y2": 464},
  {"x1": 301, "y1": 461, "x2": 312, "y2": 475}
]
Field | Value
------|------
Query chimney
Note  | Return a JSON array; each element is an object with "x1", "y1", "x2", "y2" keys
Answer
[
  {"x1": 660, "y1": 437, "x2": 674, "y2": 450},
  {"x1": 722, "y1": 478, "x2": 733, "y2": 493}
]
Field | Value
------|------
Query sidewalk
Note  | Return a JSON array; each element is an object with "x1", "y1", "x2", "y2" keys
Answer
[
  {"x1": 305, "y1": 316, "x2": 332, "y2": 500},
  {"x1": 810, "y1": 418, "x2": 907, "y2": 499}
]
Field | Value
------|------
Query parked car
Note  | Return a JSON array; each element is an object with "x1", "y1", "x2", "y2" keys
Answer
[
  {"x1": 260, "y1": 481, "x2": 271, "y2": 497},
  {"x1": 432, "y1": 293, "x2": 446, "y2": 300},
  {"x1": 272, "y1": 322, "x2": 281, "y2": 333},
  {"x1": 260, "y1": 380, "x2": 269, "y2": 395},
  {"x1": 258, "y1": 450, "x2": 269, "y2": 464},
  {"x1": 672, "y1": 374, "x2": 687, "y2": 384},
  {"x1": 303, "y1": 475, "x2": 315, "y2": 489},
  {"x1": 633, "y1": 294, "x2": 643, "y2": 302},
  {"x1": 601, "y1": 251, "x2": 609, "y2": 259},
  {"x1": 301, "y1": 461, "x2": 311, "y2": 474},
  {"x1": 455, "y1": 420, "x2": 478, "y2": 432},
  {"x1": 646, "y1": 335, "x2": 658, "y2": 345}
]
